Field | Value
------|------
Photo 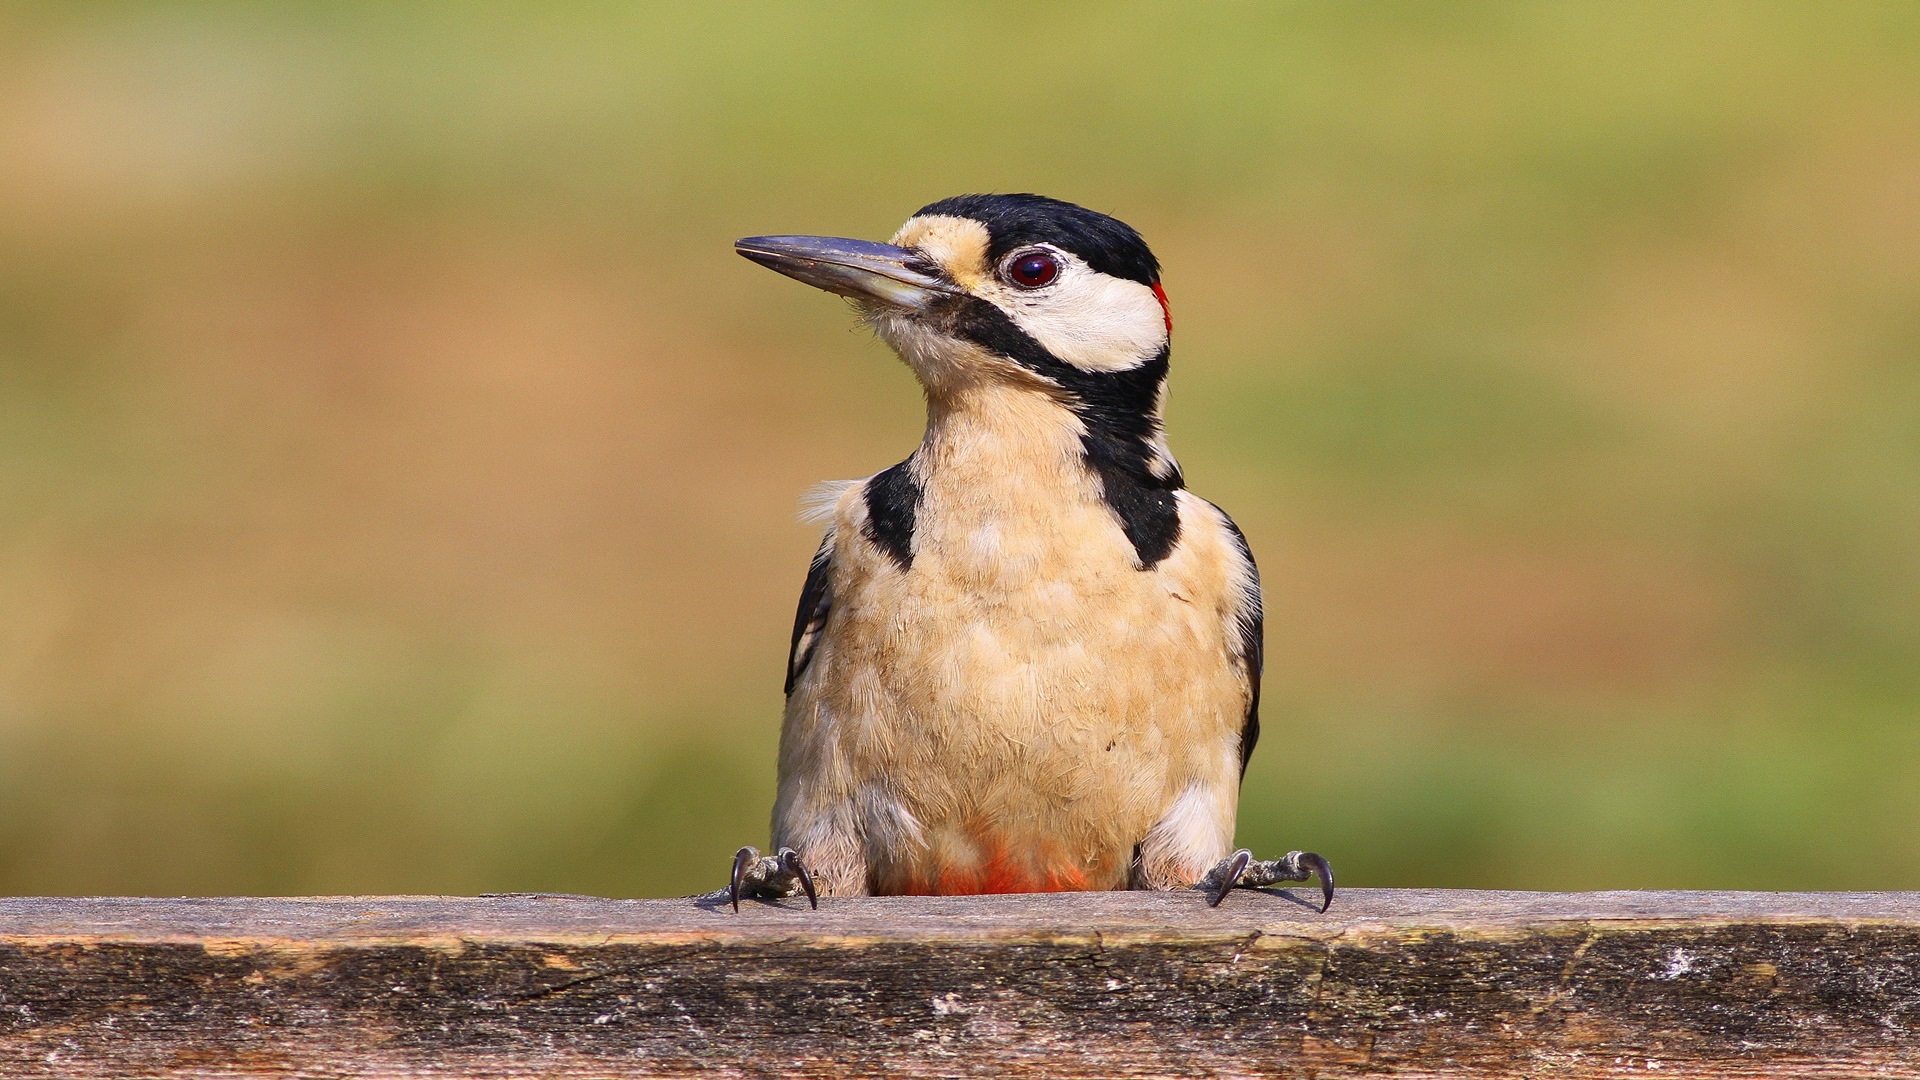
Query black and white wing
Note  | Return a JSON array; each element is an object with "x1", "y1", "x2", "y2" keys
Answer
[
  {"x1": 784, "y1": 532, "x2": 834, "y2": 695},
  {"x1": 1215, "y1": 509, "x2": 1264, "y2": 778}
]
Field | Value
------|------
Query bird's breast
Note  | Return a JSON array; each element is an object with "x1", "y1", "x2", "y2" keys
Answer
[{"x1": 779, "y1": 388, "x2": 1249, "y2": 896}]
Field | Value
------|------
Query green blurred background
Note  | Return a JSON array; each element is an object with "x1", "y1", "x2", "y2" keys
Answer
[{"x1": 0, "y1": 3, "x2": 1916, "y2": 897}]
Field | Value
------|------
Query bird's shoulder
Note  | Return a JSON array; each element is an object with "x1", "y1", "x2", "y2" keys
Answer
[
  {"x1": 1167, "y1": 492, "x2": 1261, "y2": 598},
  {"x1": 783, "y1": 462, "x2": 919, "y2": 694}
]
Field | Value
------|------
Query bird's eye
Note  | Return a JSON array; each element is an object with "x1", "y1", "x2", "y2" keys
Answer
[{"x1": 1006, "y1": 251, "x2": 1060, "y2": 289}]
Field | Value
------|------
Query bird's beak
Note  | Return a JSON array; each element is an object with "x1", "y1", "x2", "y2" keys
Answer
[{"x1": 735, "y1": 235, "x2": 956, "y2": 311}]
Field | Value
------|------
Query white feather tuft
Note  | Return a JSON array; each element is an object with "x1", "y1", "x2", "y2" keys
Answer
[
  {"x1": 1139, "y1": 780, "x2": 1235, "y2": 887},
  {"x1": 799, "y1": 479, "x2": 858, "y2": 524}
]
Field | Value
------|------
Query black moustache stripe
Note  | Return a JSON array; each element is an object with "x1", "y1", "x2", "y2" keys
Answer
[{"x1": 933, "y1": 293, "x2": 1182, "y2": 569}]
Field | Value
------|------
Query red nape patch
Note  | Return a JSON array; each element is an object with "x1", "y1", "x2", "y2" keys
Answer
[{"x1": 1151, "y1": 280, "x2": 1173, "y2": 336}]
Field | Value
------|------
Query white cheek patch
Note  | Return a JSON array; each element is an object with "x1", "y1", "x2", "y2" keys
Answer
[{"x1": 989, "y1": 259, "x2": 1169, "y2": 373}]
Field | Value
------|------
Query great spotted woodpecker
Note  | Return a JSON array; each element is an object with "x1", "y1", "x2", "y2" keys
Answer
[{"x1": 723, "y1": 194, "x2": 1331, "y2": 912}]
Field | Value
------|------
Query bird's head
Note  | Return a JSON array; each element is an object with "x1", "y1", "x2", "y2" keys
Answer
[{"x1": 737, "y1": 194, "x2": 1173, "y2": 436}]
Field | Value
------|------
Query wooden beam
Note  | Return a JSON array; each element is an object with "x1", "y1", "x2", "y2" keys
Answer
[{"x1": 1, "y1": 889, "x2": 1917, "y2": 1077}]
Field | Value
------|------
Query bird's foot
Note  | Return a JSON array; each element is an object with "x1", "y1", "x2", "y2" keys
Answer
[
  {"x1": 708, "y1": 846, "x2": 818, "y2": 913},
  {"x1": 1197, "y1": 848, "x2": 1334, "y2": 912}
]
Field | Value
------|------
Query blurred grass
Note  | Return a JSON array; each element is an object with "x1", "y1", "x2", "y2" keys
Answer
[{"x1": 0, "y1": 2, "x2": 1916, "y2": 895}]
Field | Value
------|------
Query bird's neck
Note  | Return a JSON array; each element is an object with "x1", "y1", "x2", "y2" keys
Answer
[
  {"x1": 916, "y1": 383, "x2": 1093, "y2": 490},
  {"x1": 913, "y1": 381, "x2": 1178, "y2": 502}
]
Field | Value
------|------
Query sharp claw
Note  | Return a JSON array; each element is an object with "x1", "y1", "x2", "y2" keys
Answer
[
  {"x1": 1209, "y1": 849, "x2": 1253, "y2": 907},
  {"x1": 729, "y1": 846, "x2": 756, "y2": 914},
  {"x1": 779, "y1": 847, "x2": 819, "y2": 910},
  {"x1": 1299, "y1": 851, "x2": 1334, "y2": 913}
]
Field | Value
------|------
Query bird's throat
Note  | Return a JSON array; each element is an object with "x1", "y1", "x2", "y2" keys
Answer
[{"x1": 916, "y1": 382, "x2": 1102, "y2": 510}]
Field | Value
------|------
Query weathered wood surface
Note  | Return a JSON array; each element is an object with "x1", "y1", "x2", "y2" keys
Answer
[{"x1": 1, "y1": 889, "x2": 1918, "y2": 1078}]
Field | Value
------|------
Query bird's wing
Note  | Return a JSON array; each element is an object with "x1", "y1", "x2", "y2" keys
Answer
[
  {"x1": 1213, "y1": 506, "x2": 1264, "y2": 778},
  {"x1": 785, "y1": 532, "x2": 835, "y2": 695}
]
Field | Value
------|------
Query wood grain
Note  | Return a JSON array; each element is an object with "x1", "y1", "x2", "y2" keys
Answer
[{"x1": 1, "y1": 889, "x2": 1918, "y2": 1077}]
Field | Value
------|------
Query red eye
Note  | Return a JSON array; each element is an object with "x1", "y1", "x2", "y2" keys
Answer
[{"x1": 1007, "y1": 251, "x2": 1059, "y2": 288}]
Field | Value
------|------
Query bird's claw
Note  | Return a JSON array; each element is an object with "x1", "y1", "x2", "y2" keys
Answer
[
  {"x1": 725, "y1": 845, "x2": 818, "y2": 913},
  {"x1": 1198, "y1": 848, "x2": 1334, "y2": 912}
]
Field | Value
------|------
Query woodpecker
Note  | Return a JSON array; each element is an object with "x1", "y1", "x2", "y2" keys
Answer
[{"x1": 722, "y1": 194, "x2": 1330, "y2": 911}]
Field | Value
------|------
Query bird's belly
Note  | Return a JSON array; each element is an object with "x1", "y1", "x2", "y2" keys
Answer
[{"x1": 802, "y1": 513, "x2": 1242, "y2": 895}]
